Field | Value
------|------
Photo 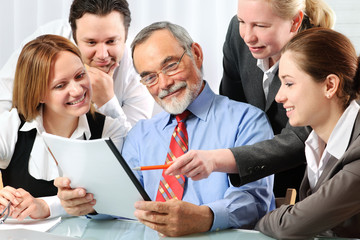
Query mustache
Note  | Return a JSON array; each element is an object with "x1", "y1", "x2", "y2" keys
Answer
[{"x1": 158, "y1": 82, "x2": 187, "y2": 99}]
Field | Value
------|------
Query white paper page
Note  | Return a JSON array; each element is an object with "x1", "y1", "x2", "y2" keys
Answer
[
  {"x1": 0, "y1": 228, "x2": 77, "y2": 240},
  {"x1": 42, "y1": 133, "x2": 147, "y2": 219},
  {"x1": 0, "y1": 217, "x2": 61, "y2": 232}
]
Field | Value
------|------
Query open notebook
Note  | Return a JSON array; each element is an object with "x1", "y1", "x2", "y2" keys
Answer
[{"x1": 42, "y1": 133, "x2": 150, "y2": 219}]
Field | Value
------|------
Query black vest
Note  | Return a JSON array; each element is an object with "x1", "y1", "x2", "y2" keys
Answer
[{"x1": 2, "y1": 112, "x2": 105, "y2": 198}]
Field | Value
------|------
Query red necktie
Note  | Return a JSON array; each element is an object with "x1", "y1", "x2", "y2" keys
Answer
[{"x1": 156, "y1": 110, "x2": 190, "y2": 201}]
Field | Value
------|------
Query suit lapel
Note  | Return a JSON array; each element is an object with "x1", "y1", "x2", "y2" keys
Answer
[
  {"x1": 245, "y1": 57, "x2": 266, "y2": 110},
  {"x1": 312, "y1": 156, "x2": 338, "y2": 192},
  {"x1": 265, "y1": 73, "x2": 280, "y2": 111},
  {"x1": 313, "y1": 109, "x2": 360, "y2": 192},
  {"x1": 349, "y1": 110, "x2": 360, "y2": 145}
]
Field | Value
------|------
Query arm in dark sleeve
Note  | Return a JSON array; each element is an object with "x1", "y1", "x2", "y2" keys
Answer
[{"x1": 229, "y1": 123, "x2": 311, "y2": 186}]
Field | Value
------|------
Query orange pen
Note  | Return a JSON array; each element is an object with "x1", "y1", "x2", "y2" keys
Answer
[{"x1": 132, "y1": 162, "x2": 173, "y2": 171}]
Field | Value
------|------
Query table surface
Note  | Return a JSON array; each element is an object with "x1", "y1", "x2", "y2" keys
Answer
[
  {"x1": 49, "y1": 217, "x2": 276, "y2": 239},
  {"x1": 48, "y1": 217, "x2": 356, "y2": 240},
  {"x1": 0, "y1": 216, "x2": 356, "y2": 240}
]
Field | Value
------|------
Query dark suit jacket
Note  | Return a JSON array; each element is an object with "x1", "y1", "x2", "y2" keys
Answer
[
  {"x1": 255, "y1": 111, "x2": 360, "y2": 239},
  {"x1": 220, "y1": 15, "x2": 310, "y2": 197}
]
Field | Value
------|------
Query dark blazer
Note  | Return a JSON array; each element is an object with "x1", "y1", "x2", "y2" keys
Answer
[
  {"x1": 255, "y1": 111, "x2": 360, "y2": 239},
  {"x1": 220, "y1": 15, "x2": 310, "y2": 197}
]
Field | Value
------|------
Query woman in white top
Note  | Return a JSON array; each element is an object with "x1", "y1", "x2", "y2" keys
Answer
[
  {"x1": 256, "y1": 28, "x2": 360, "y2": 238},
  {"x1": 0, "y1": 34, "x2": 130, "y2": 220}
]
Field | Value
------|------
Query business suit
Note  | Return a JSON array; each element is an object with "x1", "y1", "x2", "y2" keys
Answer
[
  {"x1": 219, "y1": 15, "x2": 310, "y2": 197},
  {"x1": 255, "y1": 111, "x2": 360, "y2": 239}
]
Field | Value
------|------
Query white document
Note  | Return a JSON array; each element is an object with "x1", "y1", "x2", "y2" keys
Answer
[
  {"x1": 42, "y1": 133, "x2": 150, "y2": 219},
  {"x1": 0, "y1": 217, "x2": 61, "y2": 232},
  {"x1": 0, "y1": 229, "x2": 77, "y2": 240}
]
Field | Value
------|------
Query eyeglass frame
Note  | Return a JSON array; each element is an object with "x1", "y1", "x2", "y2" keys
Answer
[
  {"x1": 0, "y1": 201, "x2": 11, "y2": 224},
  {"x1": 139, "y1": 49, "x2": 187, "y2": 87}
]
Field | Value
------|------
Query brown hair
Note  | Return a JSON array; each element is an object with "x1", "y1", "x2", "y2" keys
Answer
[
  {"x1": 69, "y1": 0, "x2": 131, "y2": 42},
  {"x1": 282, "y1": 28, "x2": 360, "y2": 109},
  {"x1": 12, "y1": 34, "x2": 83, "y2": 121}
]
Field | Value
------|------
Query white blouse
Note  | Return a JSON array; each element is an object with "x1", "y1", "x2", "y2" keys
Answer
[
  {"x1": 0, "y1": 108, "x2": 131, "y2": 217},
  {"x1": 257, "y1": 58, "x2": 279, "y2": 100},
  {"x1": 305, "y1": 100, "x2": 360, "y2": 189}
]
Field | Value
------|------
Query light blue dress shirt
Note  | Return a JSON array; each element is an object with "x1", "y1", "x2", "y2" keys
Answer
[{"x1": 122, "y1": 82, "x2": 275, "y2": 231}]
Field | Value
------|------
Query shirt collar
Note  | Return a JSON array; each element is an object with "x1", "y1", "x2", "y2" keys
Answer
[
  {"x1": 306, "y1": 100, "x2": 360, "y2": 161},
  {"x1": 73, "y1": 114, "x2": 91, "y2": 139},
  {"x1": 160, "y1": 81, "x2": 215, "y2": 129},
  {"x1": 257, "y1": 58, "x2": 279, "y2": 74},
  {"x1": 327, "y1": 100, "x2": 360, "y2": 159},
  {"x1": 20, "y1": 111, "x2": 45, "y2": 133},
  {"x1": 20, "y1": 108, "x2": 91, "y2": 139}
]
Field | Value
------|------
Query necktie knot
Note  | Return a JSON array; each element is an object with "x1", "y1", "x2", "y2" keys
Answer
[{"x1": 175, "y1": 110, "x2": 191, "y2": 123}]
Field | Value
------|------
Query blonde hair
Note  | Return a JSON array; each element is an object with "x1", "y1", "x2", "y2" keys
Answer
[
  {"x1": 268, "y1": 0, "x2": 335, "y2": 30},
  {"x1": 12, "y1": 34, "x2": 84, "y2": 121}
]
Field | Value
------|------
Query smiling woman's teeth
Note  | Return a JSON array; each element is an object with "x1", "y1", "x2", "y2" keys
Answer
[
  {"x1": 68, "y1": 94, "x2": 85, "y2": 105},
  {"x1": 286, "y1": 107, "x2": 294, "y2": 112}
]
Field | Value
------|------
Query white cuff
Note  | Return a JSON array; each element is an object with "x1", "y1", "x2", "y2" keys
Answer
[{"x1": 39, "y1": 196, "x2": 69, "y2": 218}]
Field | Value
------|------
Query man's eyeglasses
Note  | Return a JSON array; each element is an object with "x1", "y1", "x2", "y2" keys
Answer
[
  {"x1": 0, "y1": 201, "x2": 10, "y2": 224},
  {"x1": 140, "y1": 50, "x2": 187, "y2": 87}
]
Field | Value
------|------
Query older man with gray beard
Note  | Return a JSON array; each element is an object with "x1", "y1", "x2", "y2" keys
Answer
[{"x1": 54, "y1": 21, "x2": 276, "y2": 237}]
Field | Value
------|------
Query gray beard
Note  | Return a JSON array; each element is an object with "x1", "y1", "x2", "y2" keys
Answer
[{"x1": 157, "y1": 78, "x2": 203, "y2": 115}]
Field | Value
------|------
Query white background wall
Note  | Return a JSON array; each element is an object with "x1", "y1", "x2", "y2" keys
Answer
[{"x1": 1, "y1": 0, "x2": 359, "y2": 93}]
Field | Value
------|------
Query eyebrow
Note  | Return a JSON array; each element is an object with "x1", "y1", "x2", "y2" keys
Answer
[
  {"x1": 80, "y1": 35, "x2": 121, "y2": 42},
  {"x1": 279, "y1": 74, "x2": 294, "y2": 80},
  {"x1": 52, "y1": 67, "x2": 84, "y2": 84}
]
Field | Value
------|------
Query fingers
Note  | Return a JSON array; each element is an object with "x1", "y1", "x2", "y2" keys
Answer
[
  {"x1": 0, "y1": 186, "x2": 20, "y2": 206},
  {"x1": 63, "y1": 201, "x2": 96, "y2": 216},
  {"x1": 54, "y1": 177, "x2": 95, "y2": 216},
  {"x1": 165, "y1": 151, "x2": 208, "y2": 180},
  {"x1": 136, "y1": 214, "x2": 167, "y2": 235},
  {"x1": 59, "y1": 190, "x2": 94, "y2": 208},
  {"x1": 55, "y1": 177, "x2": 85, "y2": 202},
  {"x1": 107, "y1": 62, "x2": 119, "y2": 77},
  {"x1": 134, "y1": 201, "x2": 169, "y2": 226},
  {"x1": 57, "y1": 187, "x2": 96, "y2": 216},
  {"x1": 165, "y1": 151, "x2": 193, "y2": 175},
  {"x1": 8, "y1": 188, "x2": 48, "y2": 220},
  {"x1": 84, "y1": 63, "x2": 90, "y2": 72},
  {"x1": 134, "y1": 200, "x2": 171, "y2": 213},
  {"x1": 11, "y1": 201, "x2": 34, "y2": 221},
  {"x1": 134, "y1": 200, "x2": 203, "y2": 237},
  {"x1": 54, "y1": 177, "x2": 71, "y2": 189}
]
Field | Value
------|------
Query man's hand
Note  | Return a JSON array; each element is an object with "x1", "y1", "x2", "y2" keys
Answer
[
  {"x1": 54, "y1": 177, "x2": 96, "y2": 216},
  {"x1": 85, "y1": 62, "x2": 119, "y2": 108},
  {"x1": 134, "y1": 199, "x2": 213, "y2": 237},
  {"x1": 165, "y1": 149, "x2": 238, "y2": 180}
]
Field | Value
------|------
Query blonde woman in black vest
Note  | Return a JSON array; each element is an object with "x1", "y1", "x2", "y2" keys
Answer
[{"x1": 0, "y1": 34, "x2": 130, "y2": 221}]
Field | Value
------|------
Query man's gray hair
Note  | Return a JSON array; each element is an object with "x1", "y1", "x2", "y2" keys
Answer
[{"x1": 131, "y1": 21, "x2": 194, "y2": 58}]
